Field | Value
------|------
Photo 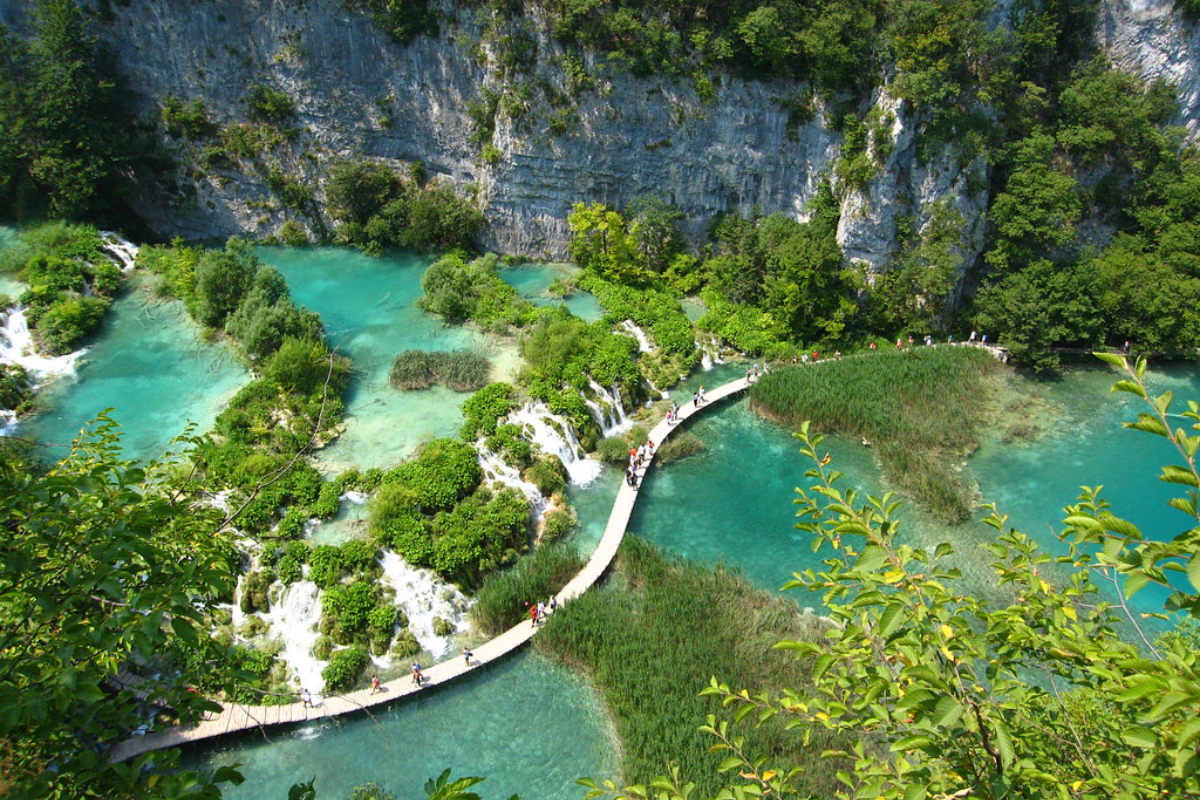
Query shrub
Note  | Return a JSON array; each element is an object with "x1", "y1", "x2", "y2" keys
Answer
[
  {"x1": 368, "y1": 603, "x2": 397, "y2": 643},
  {"x1": 308, "y1": 545, "x2": 345, "y2": 589},
  {"x1": 389, "y1": 630, "x2": 421, "y2": 659},
  {"x1": 321, "y1": 646, "x2": 369, "y2": 693},
  {"x1": 277, "y1": 554, "x2": 304, "y2": 585},
  {"x1": 461, "y1": 383, "x2": 516, "y2": 439},
  {"x1": 542, "y1": 507, "x2": 577, "y2": 543},
  {"x1": 597, "y1": 436, "x2": 634, "y2": 464},
  {"x1": 275, "y1": 508, "x2": 308, "y2": 539},
  {"x1": 432, "y1": 617, "x2": 454, "y2": 637},
  {"x1": 524, "y1": 457, "x2": 566, "y2": 496},
  {"x1": 340, "y1": 539, "x2": 378, "y2": 573},
  {"x1": 655, "y1": 432, "x2": 706, "y2": 464},
  {"x1": 389, "y1": 349, "x2": 491, "y2": 392},
  {"x1": 239, "y1": 570, "x2": 273, "y2": 614},
  {"x1": 34, "y1": 296, "x2": 109, "y2": 355},
  {"x1": 246, "y1": 84, "x2": 295, "y2": 122}
]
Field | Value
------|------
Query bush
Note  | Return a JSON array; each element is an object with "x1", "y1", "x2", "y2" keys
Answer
[
  {"x1": 321, "y1": 646, "x2": 369, "y2": 693},
  {"x1": 597, "y1": 436, "x2": 635, "y2": 464},
  {"x1": 340, "y1": 539, "x2": 378, "y2": 573},
  {"x1": 542, "y1": 507, "x2": 577, "y2": 543},
  {"x1": 655, "y1": 432, "x2": 706, "y2": 464},
  {"x1": 390, "y1": 630, "x2": 421, "y2": 659},
  {"x1": 461, "y1": 383, "x2": 516, "y2": 439},
  {"x1": 277, "y1": 554, "x2": 304, "y2": 585},
  {"x1": 308, "y1": 545, "x2": 345, "y2": 589},
  {"x1": 524, "y1": 457, "x2": 566, "y2": 497},
  {"x1": 246, "y1": 84, "x2": 295, "y2": 122},
  {"x1": 239, "y1": 570, "x2": 273, "y2": 614},
  {"x1": 34, "y1": 295, "x2": 109, "y2": 355},
  {"x1": 275, "y1": 508, "x2": 308, "y2": 539},
  {"x1": 432, "y1": 617, "x2": 454, "y2": 637}
]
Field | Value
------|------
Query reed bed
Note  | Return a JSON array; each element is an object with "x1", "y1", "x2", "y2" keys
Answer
[
  {"x1": 750, "y1": 346, "x2": 998, "y2": 522},
  {"x1": 536, "y1": 536, "x2": 848, "y2": 797},
  {"x1": 470, "y1": 543, "x2": 584, "y2": 636}
]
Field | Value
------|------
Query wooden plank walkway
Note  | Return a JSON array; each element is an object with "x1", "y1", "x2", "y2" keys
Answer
[{"x1": 108, "y1": 375, "x2": 753, "y2": 763}]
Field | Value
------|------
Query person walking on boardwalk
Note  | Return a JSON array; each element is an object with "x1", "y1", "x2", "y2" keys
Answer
[
  {"x1": 697, "y1": 385, "x2": 706, "y2": 404},
  {"x1": 370, "y1": 674, "x2": 381, "y2": 694},
  {"x1": 412, "y1": 663, "x2": 424, "y2": 685},
  {"x1": 463, "y1": 647, "x2": 474, "y2": 666},
  {"x1": 530, "y1": 602, "x2": 539, "y2": 627},
  {"x1": 301, "y1": 689, "x2": 314, "y2": 708},
  {"x1": 549, "y1": 595, "x2": 558, "y2": 613}
]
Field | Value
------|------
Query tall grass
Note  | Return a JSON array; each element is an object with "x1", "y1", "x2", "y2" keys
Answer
[
  {"x1": 469, "y1": 543, "x2": 584, "y2": 636},
  {"x1": 389, "y1": 349, "x2": 491, "y2": 392},
  {"x1": 536, "y1": 536, "x2": 849, "y2": 797},
  {"x1": 749, "y1": 346, "x2": 998, "y2": 522}
]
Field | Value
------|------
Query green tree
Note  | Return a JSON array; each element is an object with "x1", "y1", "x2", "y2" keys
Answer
[
  {"x1": 568, "y1": 202, "x2": 648, "y2": 285},
  {"x1": 193, "y1": 238, "x2": 260, "y2": 329},
  {"x1": 0, "y1": 417, "x2": 241, "y2": 798}
]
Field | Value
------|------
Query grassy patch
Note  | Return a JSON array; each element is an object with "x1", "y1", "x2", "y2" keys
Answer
[
  {"x1": 389, "y1": 349, "x2": 491, "y2": 392},
  {"x1": 535, "y1": 536, "x2": 848, "y2": 796},
  {"x1": 749, "y1": 346, "x2": 999, "y2": 522}
]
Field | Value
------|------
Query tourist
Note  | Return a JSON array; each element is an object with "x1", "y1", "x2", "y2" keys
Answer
[
  {"x1": 869, "y1": 341, "x2": 877, "y2": 350},
  {"x1": 982, "y1": 334, "x2": 988, "y2": 343},
  {"x1": 530, "y1": 603, "x2": 539, "y2": 627},
  {"x1": 692, "y1": 390, "x2": 699, "y2": 407},
  {"x1": 412, "y1": 663, "x2": 424, "y2": 685},
  {"x1": 970, "y1": 330, "x2": 977, "y2": 342},
  {"x1": 463, "y1": 647, "x2": 473, "y2": 666},
  {"x1": 792, "y1": 354, "x2": 798, "y2": 365},
  {"x1": 812, "y1": 350, "x2": 819, "y2": 362},
  {"x1": 549, "y1": 595, "x2": 558, "y2": 613},
  {"x1": 301, "y1": 689, "x2": 314, "y2": 708},
  {"x1": 698, "y1": 386, "x2": 706, "y2": 404},
  {"x1": 370, "y1": 674, "x2": 381, "y2": 694},
  {"x1": 537, "y1": 600, "x2": 546, "y2": 622}
]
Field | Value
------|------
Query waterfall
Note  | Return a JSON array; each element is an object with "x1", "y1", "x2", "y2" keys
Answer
[
  {"x1": 0, "y1": 305, "x2": 84, "y2": 382},
  {"x1": 99, "y1": 231, "x2": 140, "y2": 272},
  {"x1": 377, "y1": 551, "x2": 471, "y2": 661},
  {"x1": 258, "y1": 580, "x2": 326, "y2": 694},
  {"x1": 508, "y1": 401, "x2": 602, "y2": 485},
  {"x1": 617, "y1": 320, "x2": 653, "y2": 353},
  {"x1": 696, "y1": 333, "x2": 725, "y2": 372},
  {"x1": 478, "y1": 448, "x2": 546, "y2": 517},
  {"x1": 585, "y1": 379, "x2": 633, "y2": 438}
]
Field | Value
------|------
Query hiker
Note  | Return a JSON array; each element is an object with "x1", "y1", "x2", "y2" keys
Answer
[
  {"x1": 412, "y1": 663, "x2": 424, "y2": 685},
  {"x1": 463, "y1": 647, "x2": 474, "y2": 666},
  {"x1": 370, "y1": 674, "x2": 381, "y2": 694}
]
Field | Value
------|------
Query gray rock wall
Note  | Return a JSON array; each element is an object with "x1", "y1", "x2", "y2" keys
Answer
[{"x1": 95, "y1": 0, "x2": 988, "y2": 271}]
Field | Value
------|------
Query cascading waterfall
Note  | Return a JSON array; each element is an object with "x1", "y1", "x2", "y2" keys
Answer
[
  {"x1": 477, "y1": 448, "x2": 546, "y2": 518},
  {"x1": 696, "y1": 333, "x2": 725, "y2": 371},
  {"x1": 617, "y1": 320, "x2": 653, "y2": 353},
  {"x1": 99, "y1": 231, "x2": 140, "y2": 272},
  {"x1": 0, "y1": 305, "x2": 84, "y2": 381},
  {"x1": 508, "y1": 401, "x2": 602, "y2": 485},
  {"x1": 377, "y1": 551, "x2": 471, "y2": 661},
  {"x1": 258, "y1": 580, "x2": 326, "y2": 694},
  {"x1": 585, "y1": 379, "x2": 633, "y2": 437}
]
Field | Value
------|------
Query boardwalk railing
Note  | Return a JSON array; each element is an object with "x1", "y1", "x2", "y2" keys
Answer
[{"x1": 107, "y1": 376, "x2": 753, "y2": 763}]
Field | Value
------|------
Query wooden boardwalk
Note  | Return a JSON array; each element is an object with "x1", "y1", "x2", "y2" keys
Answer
[{"x1": 108, "y1": 375, "x2": 752, "y2": 763}]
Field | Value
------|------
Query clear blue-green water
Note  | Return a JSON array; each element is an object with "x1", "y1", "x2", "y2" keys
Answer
[
  {"x1": 257, "y1": 247, "x2": 529, "y2": 475},
  {"x1": 194, "y1": 650, "x2": 618, "y2": 800},
  {"x1": 20, "y1": 277, "x2": 249, "y2": 463}
]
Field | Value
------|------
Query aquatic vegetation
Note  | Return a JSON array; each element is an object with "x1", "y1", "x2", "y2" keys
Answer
[
  {"x1": 536, "y1": 536, "x2": 848, "y2": 797},
  {"x1": 749, "y1": 346, "x2": 998, "y2": 522},
  {"x1": 470, "y1": 543, "x2": 585, "y2": 636},
  {"x1": 389, "y1": 348, "x2": 492, "y2": 392}
]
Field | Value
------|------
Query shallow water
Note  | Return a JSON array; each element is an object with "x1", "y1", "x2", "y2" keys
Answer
[
  {"x1": 19, "y1": 278, "x2": 248, "y2": 463},
  {"x1": 191, "y1": 650, "x2": 618, "y2": 800},
  {"x1": 497, "y1": 263, "x2": 604, "y2": 322}
]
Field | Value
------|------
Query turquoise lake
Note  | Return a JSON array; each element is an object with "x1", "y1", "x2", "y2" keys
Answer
[{"x1": 8, "y1": 238, "x2": 1197, "y2": 798}]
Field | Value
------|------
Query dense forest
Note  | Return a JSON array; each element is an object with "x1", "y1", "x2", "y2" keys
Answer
[{"x1": 3, "y1": 1, "x2": 1200, "y2": 800}]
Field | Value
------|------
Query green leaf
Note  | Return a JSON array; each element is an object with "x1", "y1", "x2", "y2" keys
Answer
[
  {"x1": 1121, "y1": 725, "x2": 1158, "y2": 748},
  {"x1": 1187, "y1": 552, "x2": 1200, "y2": 594},
  {"x1": 1160, "y1": 465, "x2": 1200, "y2": 488},
  {"x1": 931, "y1": 695, "x2": 963, "y2": 729},
  {"x1": 1176, "y1": 717, "x2": 1200, "y2": 749},
  {"x1": 992, "y1": 719, "x2": 1015, "y2": 769},
  {"x1": 1110, "y1": 379, "x2": 1147, "y2": 399},
  {"x1": 1123, "y1": 572, "x2": 1150, "y2": 600},
  {"x1": 889, "y1": 734, "x2": 933, "y2": 753}
]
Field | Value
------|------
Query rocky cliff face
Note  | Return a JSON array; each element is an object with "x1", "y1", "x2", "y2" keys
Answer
[{"x1": 86, "y1": 0, "x2": 1180, "y2": 278}]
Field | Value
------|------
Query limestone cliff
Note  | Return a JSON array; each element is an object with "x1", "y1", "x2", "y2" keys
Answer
[{"x1": 63, "y1": 0, "x2": 1196, "y2": 278}]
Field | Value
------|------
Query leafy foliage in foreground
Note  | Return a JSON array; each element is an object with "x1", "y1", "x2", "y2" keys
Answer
[
  {"x1": 750, "y1": 346, "x2": 998, "y2": 522},
  {"x1": 0, "y1": 418, "x2": 242, "y2": 799},
  {"x1": 593, "y1": 356, "x2": 1200, "y2": 800}
]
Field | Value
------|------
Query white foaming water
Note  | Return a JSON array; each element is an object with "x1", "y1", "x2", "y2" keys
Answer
[
  {"x1": 697, "y1": 333, "x2": 725, "y2": 371},
  {"x1": 0, "y1": 305, "x2": 84, "y2": 382},
  {"x1": 0, "y1": 409, "x2": 15, "y2": 435},
  {"x1": 99, "y1": 231, "x2": 140, "y2": 272},
  {"x1": 340, "y1": 490, "x2": 368, "y2": 505},
  {"x1": 617, "y1": 320, "x2": 653, "y2": 353},
  {"x1": 478, "y1": 447, "x2": 546, "y2": 517},
  {"x1": 259, "y1": 580, "x2": 326, "y2": 694},
  {"x1": 509, "y1": 401, "x2": 602, "y2": 485},
  {"x1": 377, "y1": 551, "x2": 471, "y2": 659},
  {"x1": 585, "y1": 379, "x2": 633, "y2": 437}
]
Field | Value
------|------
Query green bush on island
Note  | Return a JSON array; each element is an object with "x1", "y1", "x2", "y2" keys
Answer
[
  {"x1": 239, "y1": 569, "x2": 273, "y2": 614},
  {"x1": 536, "y1": 536, "x2": 848, "y2": 797},
  {"x1": 340, "y1": 539, "x2": 379, "y2": 573},
  {"x1": 0, "y1": 364, "x2": 33, "y2": 414},
  {"x1": 484, "y1": 423, "x2": 534, "y2": 469},
  {"x1": 523, "y1": 456, "x2": 567, "y2": 497},
  {"x1": 380, "y1": 438, "x2": 483, "y2": 513},
  {"x1": 308, "y1": 544, "x2": 345, "y2": 589},
  {"x1": 429, "y1": 487, "x2": 530, "y2": 587},
  {"x1": 750, "y1": 346, "x2": 999, "y2": 522},
  {"x1": 389, "y1": 348, "x2": 492, "y2": 392},
  {"x1": 470, "y1": 543, "x2": 585, "y2": 636},
  {"x1": 654, "y1": 432, "x2": 706, "y2": 464},
  {"x1": 322, "y1": 646, "x2": 370, "y2": 693},
  {"x1": 541, "y1": 506, "x2": 577, "y2": 543},
  {"x1": 419, "y1": 252, "x2": 533, "y2": 331}
]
